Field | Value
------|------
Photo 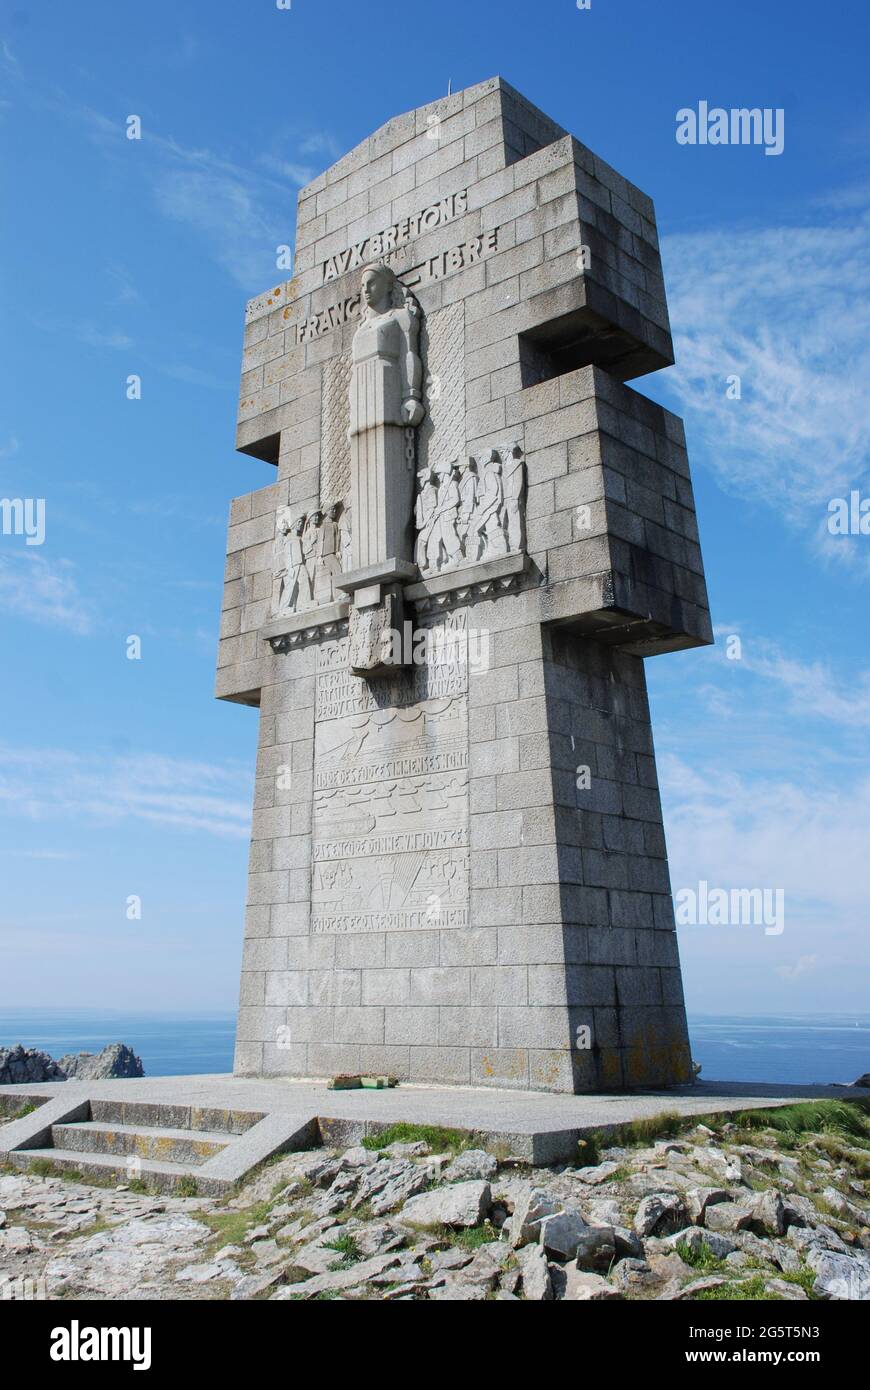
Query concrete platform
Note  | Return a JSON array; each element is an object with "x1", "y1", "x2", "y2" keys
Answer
[{"x1": 2, "y1": 1074, "x2": 867, "y2": 1192}]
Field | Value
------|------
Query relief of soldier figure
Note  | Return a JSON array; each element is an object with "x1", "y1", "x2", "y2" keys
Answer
[
  {"x1": 273, "y1": 500, "x2": 346, "y2": 615},
  {"x1": 415, "y1": 443, "x2": 525, "y2": 576}
]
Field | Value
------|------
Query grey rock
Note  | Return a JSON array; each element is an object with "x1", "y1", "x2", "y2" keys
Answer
[
  {"x1": 765, "y1": 1277, "x2": 808, "y2": 1301},
  {"x1": 341, "y1": 1146, "x2": 379, "y2": 1168},
  {"x1": 368, "y1": 1166, "x2": 430, "y2": 1217},
  {"x1": 673, "y1": 1276, "x2": 729, "y2": 1300},
  {"x1": 517, "y1": 1243, "x2": 553, "y2": 1300},
  {"x1": 443, "y1": 1149, "x2": 498, "y2": 1182},
  {"x1": 820, "y1": 1186, "x2": 868, "y2": 1225},
  {"x1": 573, "y1": 1224, "x2": 617, "y2": 1271},
  {"x1": 610, "y1": 1258, "x2": 654, "y2": 1292},
  {"x1": 747, "y1": 1189, "x2": 787, "y2": 1237},
  {"x1": 563, "y1": 1268, "x2": 623, "y2": 1301},
  {"x1": 806, "y1": 1247, "x2": 870, "y2": 1300},
  {"x1": 852, "y1": 1074, "x2": 870, "y2": 1088},
  {"x1": 0, "y1": 1045, "x2": 66, "y2": 1085},
  {"x1": 789, "y1": 1223, "x2": 850, "y2": 1256},
  {"x1": 56, "y1": 1043, "x2": 144, "y2": 1080},
  {"x1": 509, "y1": 1188, "x2": 564, "y2": 1248},
  {"x1": 614, "y1": 1226, "x2": 644, "y2": 1260},
  {"x1": 400, "y1": 1180, "x2": 491, "y2": 1230},
  {"x1": 634, "y1": 1193, "x2": 688, "y2": 1237},
  {"x1": 538, "y1": 1209, "x2": 590, "y2": 1260},
  {"x1": 271, "y1": 1251, "x2": 403, "y2": 1299},
  {"x1": 587, "y1": 1198, "x2": 621, "y2": 1226},
  {"x1": 686, "y1": 1186, "x2": 731, "y2": 1224},
  {"x1": 350, "y1": 1221, "x2": 406, "y2": 1257},
  {"x1": 704, "y1": 1203, "x2": 755, "y2": 1234},
  {"x1": 382, "y1": 1141, "x2": 430, "y2": 1158},
  {"x1": 725, "y1": 1250, "x2": 751, "y2": 1269},
  {"x1": 428, "y1": 1280, "x2": 488, "y2": 1300},
  {"x1": 574, "y1": 1161, "x2": 620, "y2": 1186},
  {"x1": 667, "y1": 1227, "x2": 737, "y2": 1259},
  {"x1": 428, "y1": 1246, "x2": 474, "y2": 1272}
]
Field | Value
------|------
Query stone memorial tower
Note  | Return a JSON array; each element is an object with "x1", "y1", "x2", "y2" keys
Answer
[{"x1": 216, "y1": 78, "x2": 712, "y2": 1094}]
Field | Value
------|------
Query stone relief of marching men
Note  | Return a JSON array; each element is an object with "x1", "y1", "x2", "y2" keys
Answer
[
  {"x1": 415, "y1": 443, "x2": 525, "y2": 576},
  {"x1": 273, "y1": 501, "x2": 352, "y2": 615}
]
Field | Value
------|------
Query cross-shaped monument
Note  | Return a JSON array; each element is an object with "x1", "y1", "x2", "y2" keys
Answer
[{"x1": 216, "y1": 79, "x2": 712, "y2": 1093}]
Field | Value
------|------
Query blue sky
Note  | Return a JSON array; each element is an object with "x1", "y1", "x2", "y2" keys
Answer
[{"x1": 1, "y1": 0, "x2": 868, "y2": 1017}]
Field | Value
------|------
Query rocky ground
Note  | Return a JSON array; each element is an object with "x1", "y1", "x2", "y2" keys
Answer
[{"x1": 2, "y1": 1100, "x2": 869, "y2": 1301}]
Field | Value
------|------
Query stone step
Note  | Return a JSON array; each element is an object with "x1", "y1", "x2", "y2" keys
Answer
[
  {"x1": 8, "y1": 1147, "x2": 211, "y2": 1195},
  {"x1": 50, "y1": 1121, "x2": 230, "y2": 1165},
  {"x1": 89, "y1": 1099, "x2": 263, "y2": 1135}
]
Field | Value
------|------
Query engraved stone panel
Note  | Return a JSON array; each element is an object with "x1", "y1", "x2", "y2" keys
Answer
[
  {"x1": 312, "y1": 612, "x2": 470, "y2": 936},
  {"x1": 418, "y1": 302, "x2": 466, "y2": 473}
]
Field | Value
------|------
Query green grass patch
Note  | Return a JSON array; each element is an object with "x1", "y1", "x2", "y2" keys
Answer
[
  {"x1": 733, "y1": 1099, "x2": 870, "y2": 1144},
  {"x1": 176, "y1": 1175, "x2": 199, "y2": 1198},
  {"x1": 778, "y1": 1266, "x2": 820, "y2": 1298},
  {"x1": 322, "y1": 1232, "x2": 363, "y2": 1267},
  {"x1": 360, "y1": 1122, "x2": 472, "y2": 1153},
  {"x1": 675, "y1": 1238, "x2": 728, "y2": 1273},
  {"x1": 28, "y1": 1158, "x2": 60, "y2": 1178},
  {"x1": 0, "y1": 1102, "x2": 37, "y2": 1122},
  {"x1": 590, "y1": 1110, "x2": 688, "y2": 1152},
  {"x1": 441, "y1": 1222, "x2": 499, "y2": 1250},
  {"x1": 694, "y1": 1275, "x2": 784, "y2": 1301},
  {"x1": 195, "y1": 1199, "x2": 273, "y2": 1254}
]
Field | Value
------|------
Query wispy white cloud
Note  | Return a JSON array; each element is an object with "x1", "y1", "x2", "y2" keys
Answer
[
  {"x1": 72, "y1": 108, "x2": 328, "y2": 290},
  {"x1": 0, "y1": 552, "x2": 93, "y2": 634},
  {"x1": 32, "y1": 315, "x2": 134, "y2": 352},
  {"x1": 104, "y1": 264, "x2": 141, "y2": 308},
  {"x1": 662, "y1": 194, "x2": 870, "y2": 566},
  {"x1": 662, "y1": 753, "x2": 870, "y2": 917},
  {"x1": 739, "y1": 642, "x2": 870, "y2": 727},
  {"x1": 0, "y1": 747, "x2": 252, "y2": 839},
  {"x1": 777, "y1": 954, "x2": 819, "y2": 982}
]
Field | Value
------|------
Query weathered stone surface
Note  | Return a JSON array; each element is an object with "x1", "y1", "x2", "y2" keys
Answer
[
  {"x1": 747, "y1": 1189, "x2": 787, "y2": 1237},
  {"x1": 806, "y1": 1248, "x2": 870, "y2": 1300},
  {"x1": 563, "y1": 1268, "x2": 623, "y2": 1301},
  {"x1": 400, "y1": 1180, "x2": 491, "y2": 1229},
  {"x1": 538, "y1": 1208, "x2": 590, "y2": 1260},
  {"x1": 704, "y1": 1203, "x2": 756, "y2": 1234},
  {"x1": 271, "y1": 1251, "x2": 403, "y2": 1299},
  {"x1": 686, "y1": 1186, "x2": 731, "y2": 1224},
  {"x1": 509, "y1": 1187, "x2": 564, "y2": 1247},
  {"x1": 443, "y1": 1149, "x2": 498, "y2": 1182},
  {"x1": 517, "y1": 1243, "x2": 553, "y2": 1300},
  {"x1": 820, "y1": 1186, "x2": 868, "y2": 1225},
  {"x1": 633, "y1": 1193, "x2": 688, "y2": 1237}
]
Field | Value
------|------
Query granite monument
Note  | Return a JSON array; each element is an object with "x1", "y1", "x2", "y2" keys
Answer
[{"x1": 216, "y1": 78, "x2": 712, "y2": 1093}]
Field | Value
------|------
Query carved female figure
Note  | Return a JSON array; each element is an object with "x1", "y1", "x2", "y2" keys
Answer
[{"x1": 348, "y1": 263, "x2": 425, "y2": 573}]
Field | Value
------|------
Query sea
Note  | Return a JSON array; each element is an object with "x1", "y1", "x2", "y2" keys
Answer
[{"x1": 0, "y1": 1010, "x2": 868, "y2": 1087}]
